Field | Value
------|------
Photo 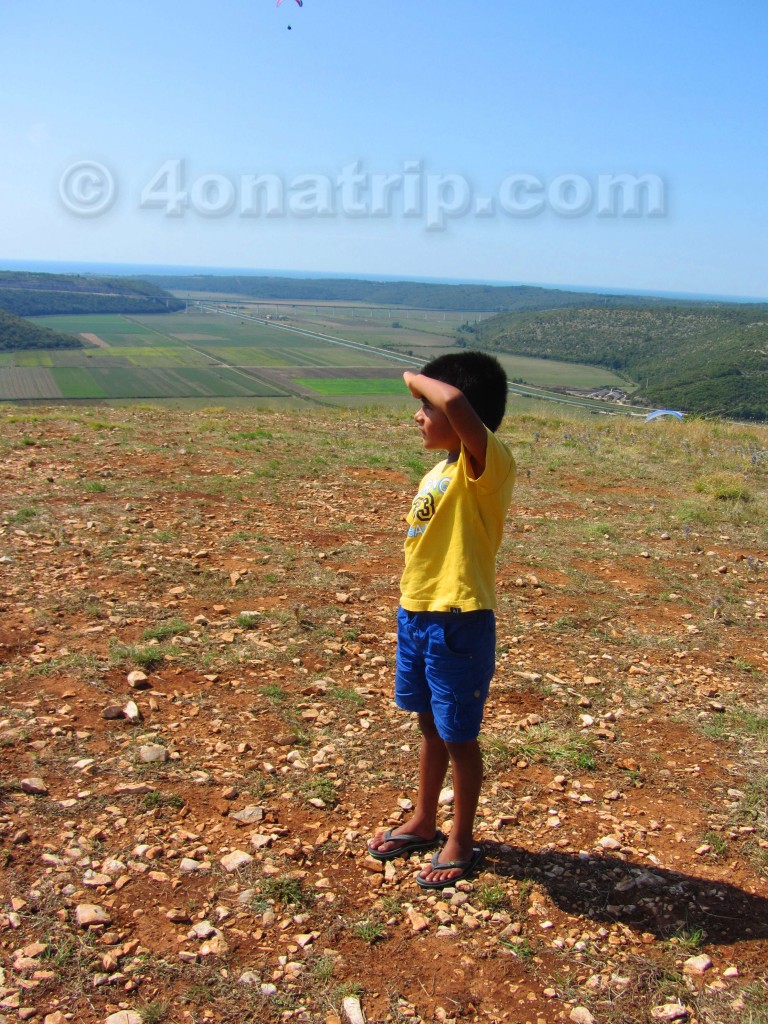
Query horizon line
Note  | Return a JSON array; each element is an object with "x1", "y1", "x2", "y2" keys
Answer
[{"x1": 1, "y1": 257, "x2": 766, "y2": 305}]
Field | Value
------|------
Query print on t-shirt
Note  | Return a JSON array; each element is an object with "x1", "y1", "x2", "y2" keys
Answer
[{"x1": 406, "y1": 469, "x2": 452, "y2": 539}]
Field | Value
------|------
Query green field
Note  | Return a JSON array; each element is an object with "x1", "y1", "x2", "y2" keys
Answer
[
  {"x1": 293, "y1": 377, "x2": 406, "y2": 395},
  {"x1": 0, "y1": 306, "x2": 631, "y2": 404}
]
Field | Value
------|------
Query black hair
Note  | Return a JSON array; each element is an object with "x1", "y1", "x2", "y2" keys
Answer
[{"x1": 420, "y1": 351, "x2": 508, "y2": 431}]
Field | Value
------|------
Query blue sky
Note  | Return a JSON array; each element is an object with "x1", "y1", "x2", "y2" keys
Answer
[{"x1": 1, "y1": 0, "x2": 767, "y2": 298}]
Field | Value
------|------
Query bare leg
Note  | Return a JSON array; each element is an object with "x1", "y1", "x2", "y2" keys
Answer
[
  {"x1": 417, "y1": 737, "x2": 483, "y2": 885},
  {"x1": 368, "y1": 711, "x2": 449, "y2": 856}
]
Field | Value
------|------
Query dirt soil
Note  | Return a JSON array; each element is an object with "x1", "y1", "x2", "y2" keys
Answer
[{"x1": 0, "y1": 405, "x2": 766, "y2": 1024}]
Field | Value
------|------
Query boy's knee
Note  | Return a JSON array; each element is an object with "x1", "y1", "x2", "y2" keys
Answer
[{"x1": 446, "y1": 737, "x2": 481, "y2": 759}]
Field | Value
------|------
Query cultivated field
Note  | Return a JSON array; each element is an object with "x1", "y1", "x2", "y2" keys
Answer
[
  {"x1": 0, "y1": 402, "x2": 766, "y2": 1024},
  {"x1": 0, "y1": 306, "x2": 630, "y2": 404}
]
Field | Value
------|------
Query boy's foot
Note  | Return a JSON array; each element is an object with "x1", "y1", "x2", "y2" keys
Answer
[
  {"x1": 416, "y1": 845, "x2": 483, "y2": 889},
  {"x1": 367, "y1": 828, "x2": 445, "y2": 862}
]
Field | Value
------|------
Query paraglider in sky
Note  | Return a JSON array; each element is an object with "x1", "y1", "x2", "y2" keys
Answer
[
  {"x1": 276, "y1": 0, "x2": 302, "y2": 28},
  {"x1": 644, "y1": 409, "x2": 684, "y2": 423}
]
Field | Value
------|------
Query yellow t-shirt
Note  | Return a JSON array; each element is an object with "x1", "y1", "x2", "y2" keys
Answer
[{"x1": 400, "y1": 428, "x2": 516, "y2": 612}]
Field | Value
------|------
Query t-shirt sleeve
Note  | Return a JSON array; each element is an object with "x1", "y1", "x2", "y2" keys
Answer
[{"x1": 471, "y1": 428, "x2": 516, "y2": 495}]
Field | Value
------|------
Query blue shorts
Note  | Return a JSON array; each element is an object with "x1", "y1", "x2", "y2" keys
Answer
[{"x1": 395, "y1": 606, "x2": 496, "y2": 743}]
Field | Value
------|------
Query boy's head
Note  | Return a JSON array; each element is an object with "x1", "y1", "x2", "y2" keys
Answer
[{"x1": 420, "y1": 351, "x2": 508, "y2": 431}]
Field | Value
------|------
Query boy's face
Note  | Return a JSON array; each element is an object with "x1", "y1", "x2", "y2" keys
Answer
[{"x1": 413, "y1": 399, "x2": 461, "y2": 453}]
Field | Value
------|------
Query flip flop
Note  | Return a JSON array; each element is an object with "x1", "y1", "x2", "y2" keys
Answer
[
  {"x1": 416, "y1": 846, "x2": 483, "y2": 889},
  {"x1": 367, "y1": 828, "x2": 445, "y2": 862}
]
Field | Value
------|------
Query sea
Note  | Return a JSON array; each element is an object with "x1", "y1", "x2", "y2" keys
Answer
[{"x1": 1, "y1": 258, "x2": 766, "y2": 305}]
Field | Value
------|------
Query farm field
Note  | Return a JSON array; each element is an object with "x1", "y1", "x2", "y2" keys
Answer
[
  {"x1": 1, "y1": 306, "x2": 631, "y2": 403},
  {"x1": 0, "y1": 402, "x2": 766, "y2": 1024}
]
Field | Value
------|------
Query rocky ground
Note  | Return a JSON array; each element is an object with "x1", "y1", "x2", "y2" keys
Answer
[{"x1": 1, "y1": 403, "x2": 766, "y2": 1024}]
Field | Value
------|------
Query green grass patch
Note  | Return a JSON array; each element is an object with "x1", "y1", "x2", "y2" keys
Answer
[
  {"x1": 293, "y1": 378, "x2": 405, "y2": 395},
  {"x1": 142, "y1": 618, "x2": 191, "y2": 642}
]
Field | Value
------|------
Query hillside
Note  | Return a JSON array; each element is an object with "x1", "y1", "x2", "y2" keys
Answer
[
  {"x1": 0, "y1": 270, "x2": 185, "y2": 317},
  {"x1": 469, "y1": 305, "x2": 768, "y2": 420},
  {"x1": 139, "y1": 273, "x2": 679, "y2": 314},
  {"x1": 0, "y1": 307, "x2": 82, "y2": 351},
  {"x1": 0, "y1": 403, "x2": 766, "y2": 1024},
  {"x1": 139, "y1": 274, "x2": 768, "y2": 421}
]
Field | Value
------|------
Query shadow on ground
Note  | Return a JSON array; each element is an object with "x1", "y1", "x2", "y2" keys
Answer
[{"x1": 482, "y1": 842, "x2": 768, "y2": 943}]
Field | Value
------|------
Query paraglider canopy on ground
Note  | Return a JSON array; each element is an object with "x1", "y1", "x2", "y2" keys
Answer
[{"x1": 645, "y1": 409, "x2": 684, "y2": 422}]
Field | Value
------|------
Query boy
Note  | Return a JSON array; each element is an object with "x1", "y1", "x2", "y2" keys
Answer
[{"x1": 368, "y1": 352, "x2": 515, "y2": 888}]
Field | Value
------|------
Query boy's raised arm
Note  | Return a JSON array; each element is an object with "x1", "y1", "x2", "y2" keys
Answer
[{"x1": 403, "y1": 371, "x2": 488, "y2": 473}]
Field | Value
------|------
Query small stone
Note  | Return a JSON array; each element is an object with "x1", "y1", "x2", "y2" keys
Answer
[
  {"x1": 83, "y1": 872, "x2": 112, "y2": 888},
  {"x1": 114, "y1": 782, "x2": 154, "y2": 794},
  {"x1": 438, "y1": 787, "x2": 454, "y2": 805},
  {"x1": 651, "y1": 1004, "x2": 690, "y2": 1022},
  {"x1": 127, "y1": 670, "x2": 150, "y2": 689},
  {"x1": 75, "y1": 904, "x2": 112, "y2": 928},
  {"x1": 220, "y1": 850, "x2": 254, "y2": 872},
  {"x1": 179, "y1": 857, "x2": 209, "y2": 873},
  {"x1": 122, "y1": 700, "x2": 142, "y2": 723},
  {"x1": 231, "y1": 805, "x2": 265, "y2": 825},
  {"x1": 275, "y1": 733, "x2": 298, "y2": 746},
  {"x1": 102, "y1": 705, "x2": 125, "y2": 720},
  {"x1": 683, "y1": 954, "x2": 713, "y2": 976},
  {"x1": 166, "y1": 908, "x2": 191, "y2": 923},
  {"x1": 188, "y1": 920, "x2": 216, "y2": 939},
  {"x1": 139, "y1": 743, "x2": 169, "y2": 763},
  {"x1": 104, "y1": 1012, "x2": 143, "y2": 1024},
  {"x1": 342, "y1": 995, "x2": 367, "y2": 1024},
  {"x1": 569, "y1": 1009, "x2": 595, "y2": 1024},
  {"x1": 249, "y1": 833, "x2": 272, "y2": 850},
  {"x1": 598, "y1": 836, "x2": 622, "y2": 850},
  {"x1": 20, "y1": 777, "x2": 48, "y2": 796},
  {"x1": 200, "y1": 934, "x2": 229, "y2": 956},
  {"x1": 407, "y1": 908, "x2": 430, "y2": 932}
]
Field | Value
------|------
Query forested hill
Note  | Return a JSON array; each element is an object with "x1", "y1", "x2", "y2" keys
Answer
[
  {"x1": 0, "y1": 308, "x2": 83, "y2": 352},
  {"x1": 0, "y1": 271, "x2": 184, "y2": 316},
  {"x1": 469, "y1": 305, "x2": 768, "y2": 421},
  {"x1": 139, "y1": 274, "x2": 681, "y2": 313}
]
